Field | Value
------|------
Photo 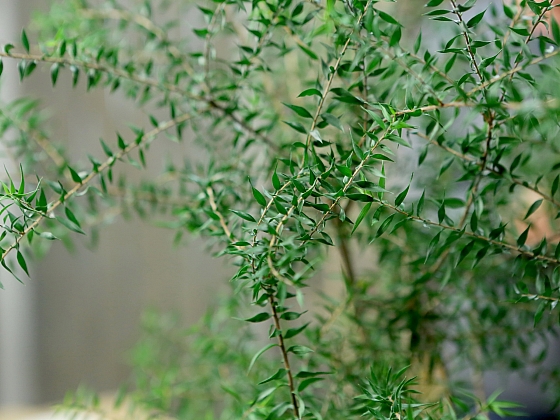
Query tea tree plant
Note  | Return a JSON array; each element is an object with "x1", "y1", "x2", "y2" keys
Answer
[{"x1": 1, "y1": 0, "x2": 560, "y2": 418}]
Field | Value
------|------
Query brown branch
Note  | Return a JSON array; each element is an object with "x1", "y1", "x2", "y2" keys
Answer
[
  {"x1": 206, "y1": 186, "x2": 233, "y2": 240},
  {"x1": 268, "y1": 294, "x2": 300, "y2": 418}
]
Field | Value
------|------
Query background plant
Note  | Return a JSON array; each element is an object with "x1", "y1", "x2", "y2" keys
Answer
[{"x1": 1, "y1": 0, "x2": 560, "y2": 418}]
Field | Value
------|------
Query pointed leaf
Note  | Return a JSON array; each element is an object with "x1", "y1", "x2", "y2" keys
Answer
[
  {"x1": 21, "y1": 29, "x2": 30, "y2": 53},
  {"x1": 248, "y1": 344, "x2": 277, "y2": 372},
  {"x1": 524, "y1": 199, "x2": 543, "y2": 220}
]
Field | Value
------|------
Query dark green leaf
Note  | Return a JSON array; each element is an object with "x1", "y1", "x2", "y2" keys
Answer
[
  {"x1": 258, "y1": 368, "x2": 287, "y2": 385},
  {"x1": 248, "y1": 344, "x2": 277, "y2": 372},
  {"x1": 524, "y1": 199, "x2": 543, "y2": 220},
  {"x1": 284, "y1": 121, "x2": 307, "y2": 134},
  {"x1": 298, "y1": 88, "x2": 322, "y2": 97},
  {"x1": 252, "y1": 186, "x2": 266, "y2": 206},
  {"x1": 21, "y1": 29, "x2": 29, "y2": 53},
  {"x1": 517, "y1": 225, "x2": 530, "y2": 247},
  {"x1": 17, "y1": 250, "x2": 29, "y2": 276},
  {"x1": 378, "y1": 10, "x2": 401, "y2": 26},
  {"x1": 50, "y1": 63, "x2": 59, "y2": 86},
  {"x1": 466, "y1": 10, "x2": 486, "y2": 28},
  {"x1": 243, "y1": 312, "x2": 271, "y2": 323},
  {"x1": 56, "y1": 216, "x2": 86, "y2": 235},
  {"x1": 283, "y1": 103, "x2": 313, "y2": 119},
  {"x1": 287, "y1": 345, "x2": 314, "y2": 355},
  {"x1": 351, "y1": 202, "x2": 372, "y2": 235},
  {"x1": 230, "y1": 209, "x2": 256, "y2": 222},
  {"x1": 374, "y1": 214, "x2": 396, "y2": 239},
  {"x1": 68, "y1": 166, "x2": 82, "y2": 183},
  {"x1": 283, "y1": 322, "x2": 310, "y2": 339}
]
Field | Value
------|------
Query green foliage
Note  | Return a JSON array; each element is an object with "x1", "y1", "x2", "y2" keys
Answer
[{"x1": 1, "y1": 0, "x2": 560, "y2": 418}]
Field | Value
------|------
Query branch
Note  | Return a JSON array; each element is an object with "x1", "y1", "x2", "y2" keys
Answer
[
  {"x1": 0, "y1": 50, "x2": 277, "y2": 149},
  {"x1": 305, "y1": 0, "x2": 374, "y2": 151},
  {"x1": 414, "y1": 131, "x2": 560, "y2": 208},
  {"x1": 379, "y1": 200, "x2": 560, "y2": 265},
  {"x1": 468, "y1": 49, "x2": 560, "y2": 96},
  {"x1": 0, "y1": 112, "x2": 194, "y2": 263},
  {"x1": 268, "y1": 294, "x2": 300, "y2": 418},
  {"x1": 206, "y1": 186, "x2": 233, "y2": 240}
]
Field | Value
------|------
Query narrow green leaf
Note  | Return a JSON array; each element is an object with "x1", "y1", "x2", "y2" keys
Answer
[
  {"x1": 251, "y1": 186, "x2": 266, "y2": 206},
  {"x1": 280, "y1": 311, "x2": 306, "y2": 320},
  {"x1": 534, "y1": 301, "x2": 546, "y2": 327},
  {"x1": 56, "y1": 216, "x2": 86, "y2": 235},
  {"x1": 517, "y1": 225, "x2": 530, "y2": 247},
  {"x1": 283, "y1": 322, "x2": 310, "y2": 339},
  {"x1": 65, "y1": 207, "x2": 82, "y2": 228},
  {"x1": 68, "y1": 166, "x2": 82, "y2": 183},
  {"x1": 244, "y1": 312, "x2": 271, "y2": 323},
  {"x1": 298, "y1": 377, "x2": 323, "y2": 392},
  {"x1": 351, "y1": 202, "x2": 372, "y2": 235},
  {"x1": 0, "y1": 59, "x2": 3, "y2": 76},
  {"x1": 272, "y1": 170, "x2": 281, "y2": 190},
  {"x1": 295, "y1": 370, "x2": 331, "y2": 379},
  {"x1": 248, "y1": 344, "x2": 277, "y2": 372},
  {"x1": 17, "y1": 250, "x2": 29, "y2": 276},
  {"x1": 395, "y1": 177, "x2": 412, "y2": 207},
  {"x1": 21, "y1": 29, "x2": 30, "y2": 53},
  {"x1": 374, "y1": 214, "x2": 396, "y2": 239},
  {"x1": 524, "y1": 199, "x2": 543, "y2": 220},
  {"x1": 551, "y1": 175, "x2": 559, "y2": 197},
  {"x1": 438, "y1": 201, "x2": 446, "y2": 223},
  {"x1": 457, "y1": 240, "x2": 475, "y2": 266},
  {"x1": 426, "y1": 231, "x2": 442, "y2": 261},
  {"x1": 230, "y1": 209, "x2": 256, "y2": 222},
  {"x1": 552, "y1": 17, "x2": 560, "y2": 45},
  {"x1": 258, "y1": 368, "x2": 287, "y2": 385},
  {"x1": 298, "y1": 88, "x2": 322, "y2": 97},
  {"x1": 100, "y1": 139, "x2": 113, "y2": 157},
  {"x1": 37, "y1": 231, "x2": 58, "y2": 240},
  {"x1": 283, "y1": 102, "x2": 313, "y2": 119},
  {"x1": 322, "y1": 113, "x2": 343, "y2": 131},
  {"x1": 70, "y1": 65, "x2": 79, "y2": 87},
  {"x1": 378, "y1": 10, "x2": 401, "y2": 26},
  {"x1": 50, "y1": 63, "x2": 59, "y2": 86},
  {"x1": 117, "y1": 134, "x2": 127, "y2": 150},
  {"x1": 417, "y1": 190, "x2": 425, "y2": 216},
  {"x1": 283, "y1": 121, "x2": 307, "y2": 134},
  {"x1": 466, "y1": 9, "x2": 486, "y2": 28},
  {"x1": 287, "y1": 345, "x2": 314, "y2": 355}
]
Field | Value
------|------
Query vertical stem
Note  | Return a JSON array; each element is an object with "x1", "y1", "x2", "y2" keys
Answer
[{"x1": 269, "y1": 294, "x2": 300, "y2": 419}]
